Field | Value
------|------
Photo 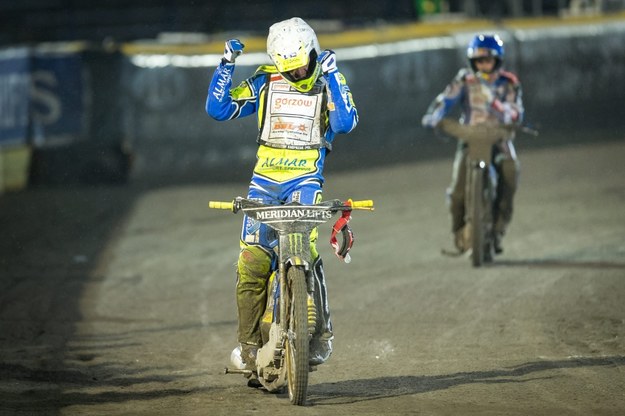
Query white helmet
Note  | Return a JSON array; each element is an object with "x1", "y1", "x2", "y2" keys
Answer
[{"x1": 267, "y1": 17, "x2": 321, "y2": 92}]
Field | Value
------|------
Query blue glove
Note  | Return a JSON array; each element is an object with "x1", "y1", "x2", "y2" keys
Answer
[
  {"x1": 223, "y1": 39, "x2": 244, "y2": 64},
  {"x1": 317, "y1": 49, "x2": 337, "y2": 75}
]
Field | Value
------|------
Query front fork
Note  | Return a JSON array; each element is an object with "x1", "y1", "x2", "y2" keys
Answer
[{"x1": 278, "y1": 232, "x2": 316, "y2": 336}]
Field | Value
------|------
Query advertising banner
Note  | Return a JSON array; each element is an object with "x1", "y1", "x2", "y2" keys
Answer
[
  {"x1": 0, "y1": 46, "x2": 84, "y2": 148},
  {"x1": 0, "y1": 48, "x2": 30, "y2": 146},
  {"x1": 30, "y1": 47, "x2": 85, "y2": 147}
]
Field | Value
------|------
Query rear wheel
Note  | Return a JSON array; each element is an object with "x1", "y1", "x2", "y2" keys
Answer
[
  {"x1": 471, "y1": 167, "x2": 485, "y2": 267},
  {"x1": 285, "y1": 266, "x2": 309, "y2": 406}
]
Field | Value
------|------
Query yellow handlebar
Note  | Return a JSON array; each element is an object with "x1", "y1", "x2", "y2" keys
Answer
[
  {"x1": 350, "y1": 199, "x2": 375, "y2": 210},
  {"x1": 208, "y1": 201, "x2": 234, "y2": 210},
  {"x1": 209, "y1": 199, "x2": 374, "y2": 211}
]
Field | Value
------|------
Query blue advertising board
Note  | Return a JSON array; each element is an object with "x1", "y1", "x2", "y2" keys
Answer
[
  {"x1": 30, "y1": 50, "x2": 84, "y2": 147},
  {"x1": 0, "y1": 46, "x2": 84, "y2": 148},
  {"x1": 0, "y1": 48, "x2": 30, "y2": 146}
]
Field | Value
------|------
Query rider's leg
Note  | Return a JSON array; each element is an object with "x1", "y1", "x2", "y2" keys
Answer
[
  {"x1": 236, "y1": 243, "x2": 272, "y2": 369},
  {"x1": 493, "y1": 143, "x2": 520, "y2": 253},
  {"x1": 448, "y1": 146, "x2": 468, "y2": 251},
  {"x1": 235, "y1": 187, "x2": 278, "y2": 371},
  {"x1": 286, "y1": 182, "x2": 333, "y2": 364},
  {"x1": 309, "y1": 233, "x2": 334, "y2": 365}
]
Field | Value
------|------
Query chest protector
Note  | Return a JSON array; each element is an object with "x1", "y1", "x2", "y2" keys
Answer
[
  {"x1": 258, "y1": 75, "x2": 329, "y2": 150},
  {"x1": 466, "y1": 82, "x2": 492, "y2": 125}
]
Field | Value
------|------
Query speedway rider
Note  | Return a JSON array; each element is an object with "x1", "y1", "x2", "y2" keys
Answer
[
  {"x1": 422, "y1": 34, "x2": 524, "y2": 254},
  {"x1": 205, "y1": 17, "x2": 358, "y2": 377}
]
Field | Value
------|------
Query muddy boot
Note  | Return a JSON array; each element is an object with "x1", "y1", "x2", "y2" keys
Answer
[
  {"x1": 454, "y1": 228, "x2": 467, "y2": 253},
  {"x1": 494, "y1": 231, "x2": 504, "y2": 254},
  {"x1": 310, "y1": 331, "x2": 333, "y2": 366},
  {"x1": 241, "y1": 344, "x2": 262, "y2": 388},
  {"x1": 231, "y1": 344, "x2": 261, "y2": 387}
]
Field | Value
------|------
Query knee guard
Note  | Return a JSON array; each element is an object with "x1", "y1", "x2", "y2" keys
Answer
[{"x1": 238, "y1": 245, "x2": 272, "y2": 280}]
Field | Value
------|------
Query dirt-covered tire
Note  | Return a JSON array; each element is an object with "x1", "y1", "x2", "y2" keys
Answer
[
  {"x1": 471, "y1": 168, "x2": 485, "y2": 267},
  {"x1": 285, "y1": 266, "x2": 309, "y2": 405}
]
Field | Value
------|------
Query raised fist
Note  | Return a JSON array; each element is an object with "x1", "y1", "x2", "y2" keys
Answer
[{"x1": 223, "y1": 39, "x2": 244, "y2": 63}]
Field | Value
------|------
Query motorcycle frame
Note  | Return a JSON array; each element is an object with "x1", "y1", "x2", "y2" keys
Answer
[
  {"x1": 211, "y1": 196, "x2": 373, "y2": 404},
  {"x1": 439, "y1": 118, "x2": 512, "y2": 266},
  {"x1": 235, "y1": 200, "x2": 344, "y2": 392}
]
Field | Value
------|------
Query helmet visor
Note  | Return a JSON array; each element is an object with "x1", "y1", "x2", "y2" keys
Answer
[
  {"x1": 280, "y1": 50, "x2": 318, "y2": 83},
  {"x1": 469, "y1": 47, "x2": 500, "y2": 59}
]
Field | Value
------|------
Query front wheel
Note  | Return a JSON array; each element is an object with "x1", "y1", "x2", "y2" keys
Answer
[
  {"x1": 285, "y1": 266, "x2": 309, "y2": 405},
  {"x1": 471, "y1": 167, "x2": 485, "y2": 267}
]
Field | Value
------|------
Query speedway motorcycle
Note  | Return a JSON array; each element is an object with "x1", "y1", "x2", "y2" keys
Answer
[
  {"x1": 438, "y1": 118, "x2": 519, "y2": 267},
  {"x1": 209, "y1": 197, "x2": 374, "y2": 405}
]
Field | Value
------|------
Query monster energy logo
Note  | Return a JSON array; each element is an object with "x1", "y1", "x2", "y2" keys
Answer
[
  {"x1": 255, "y1": 208, "x2": 332, "y2": 221},
  {"x1": 289, "y1": 233, "x2": 304, "y2": 253}
]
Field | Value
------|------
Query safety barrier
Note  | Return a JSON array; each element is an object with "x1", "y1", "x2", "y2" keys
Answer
[{"x1": 1, "y1": 16, "x2": 624, "y2": 187}]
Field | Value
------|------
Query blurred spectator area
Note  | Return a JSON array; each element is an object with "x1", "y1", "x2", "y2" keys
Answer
[
  {"x1": 1, "y1": 0, "x2": 623, "y2": 46},
  {"x1": 0, "y1": 0, "x2": 415, "y2": 46}
]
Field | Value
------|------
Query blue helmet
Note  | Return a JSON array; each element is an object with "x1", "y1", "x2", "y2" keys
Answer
[{"x1": 467, "y1": 34, "x2": 504, "y2": 72}]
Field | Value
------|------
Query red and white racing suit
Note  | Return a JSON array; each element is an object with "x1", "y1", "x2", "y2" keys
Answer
[{"x1": 423, "y1": 67, "x2": 524, "y2": 237}]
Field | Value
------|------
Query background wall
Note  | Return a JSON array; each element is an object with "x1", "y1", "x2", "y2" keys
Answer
[
  {"x1": 117, "y1": 20, "x2": 625, "y2": 183},
  {"x1": 1, "y1": 14, "x2": 624, "y2": 186}
]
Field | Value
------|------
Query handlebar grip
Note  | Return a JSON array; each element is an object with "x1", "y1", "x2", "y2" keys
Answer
[
  {"x1": 208, "y1": 201, "x2": 234, "y2": 210},
  {"x1": 351, "y1": 200, "x2": 374, "y2": 210}
]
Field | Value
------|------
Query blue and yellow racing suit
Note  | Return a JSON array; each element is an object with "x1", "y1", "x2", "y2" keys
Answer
[{"x1": 206, "y1": 60, "x2": 358, "y2": 355}]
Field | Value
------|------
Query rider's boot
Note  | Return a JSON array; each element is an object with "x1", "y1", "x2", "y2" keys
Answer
[
  {"x1": 450, "y1": 193, "x2": 466, "y2": 253},
  {"x1": 453, "y1": 228, "x2": 467, "y2": 253},
  {"x1": 494, "y1": 231, "x2": 504, "y2": 254},
  {"x1": 493, "y1": 218, "x2": 506, "y2": 254},
  {"x1": 239, "y1": 343, "x2": 258, "y2": 371},
  {"x1": 309, "y1": 257, "x2": 334, "y2": 366},
  {"x1": 240, "y1": 343, "x2": 262, "y2": 388},
  {"x1": 310, "y1": 331, "x2": 333, "y2": 366},
  {"x1": 230, "y1": 344, "x2": 262, "y2": 387}
]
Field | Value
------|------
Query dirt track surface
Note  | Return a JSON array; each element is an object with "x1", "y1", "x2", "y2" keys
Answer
[{"x1": 1, "y1": 139, "x2": 624, "y2": 415}]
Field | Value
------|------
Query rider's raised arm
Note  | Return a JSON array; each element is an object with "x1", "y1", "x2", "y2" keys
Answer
[
  {"x1": 422, "y1": 68, "x2": 466, "y2": 128},
  {"x1": 318, "y1": 50, "x2": 358, "y2": 134},
  {"x1": 205, "y1": 61, "x2": 263, "y2": 121}
]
